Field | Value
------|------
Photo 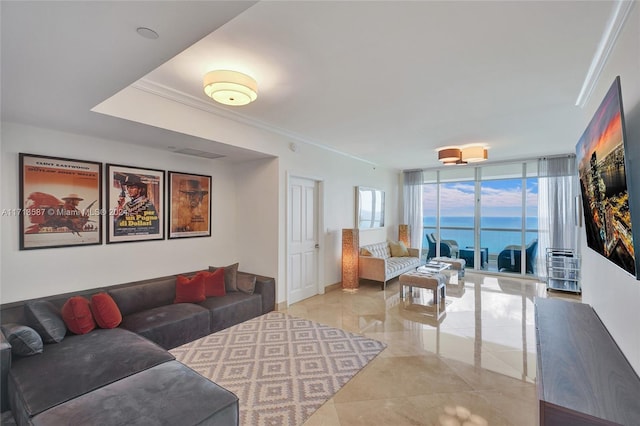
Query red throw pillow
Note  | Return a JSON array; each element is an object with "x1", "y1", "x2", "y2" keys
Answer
[
  {"x1": 174, "y1": 274, "x2": 206, "y2": 303},
  {"x1": 61, "y1": 296, "x2": 96, "y2": 335},
  {"x1": 200, "y1": 269, "x2": 226, "y2": 297},
  {"x1": 90, "y1": 292, "x2": 122, "y2": 329}
]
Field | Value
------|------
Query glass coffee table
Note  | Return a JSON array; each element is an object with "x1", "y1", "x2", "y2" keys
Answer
[
  {"x1": 419, "y1": 261, "x2": 458, "y2": 285},
  {"x1": 419, "y1": 261, "x2": 452, "y2": 274}
]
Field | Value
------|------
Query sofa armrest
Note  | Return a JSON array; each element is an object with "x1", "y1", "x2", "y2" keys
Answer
[
  {"x1": 358, "y1": 256, "x2": 387, "y2": 282},
  {"x1": 245, "y1": 272, "x2": 275, "y2": 314},
  {"x1": 1, "y1": 329, "x2": 12, "y2": 412}
]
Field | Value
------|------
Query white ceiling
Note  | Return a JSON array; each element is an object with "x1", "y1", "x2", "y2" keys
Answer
[{"x1": 1, "y1": 1, "x2": 619, "y2": 170}]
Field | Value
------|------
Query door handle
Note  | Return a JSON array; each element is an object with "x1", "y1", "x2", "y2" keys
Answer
[{"x1": 315, "y1": 244, "x2": 320, "y2": 249}]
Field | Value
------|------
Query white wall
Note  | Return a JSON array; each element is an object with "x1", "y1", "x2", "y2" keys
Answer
[
  {"x1": 1, "y1": 115, "x2": 400, "y2": 306},
  {"x1": 580, "y1": 5, "x2": 640, "y2": 374},
  {"x1": 0, "y1": 122, "x2": 242, "y2": 303},
  {"x1": 277, "y1": 139, "x2": 398, "y2": 293},
  {"x1": 233, "y1": 157, "x2": 280, "y2": 280},
  {"x1": 92, "y1": 86, "x2": 400, "y2": 305}
]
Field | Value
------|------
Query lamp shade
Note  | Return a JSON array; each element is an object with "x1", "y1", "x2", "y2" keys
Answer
[
  {"x1": 399, "y1": 224, "x2": 410, "y2": 247},
  {"x1": 342, "y1": 229, "x2": 360, "y2": 290},
  {"x1": 461, "y1": 146, "x2": 488, "y2": 162},
  {"x1": 438, "y1": 148, "x2": 461, "y2": 163},
  {"x1": 203, "y1": 70, "x2": 258, "y2": 106}
]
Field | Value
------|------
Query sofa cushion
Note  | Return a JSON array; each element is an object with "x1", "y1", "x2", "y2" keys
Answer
[
  {"x1": 30, "y1": 361, "x2": 238, "y2": 426},
  {"x1": 0, "y1": 324, "x2": 43, "y2": 357},
  {"x1": 174, "y1": 274, "x2": 206, "y2": 304},
  {"x1": 108, "y1": 277, "x2": 175, "y2": 317},
  {"x1": 120, "y1": 304, "x2": 210, "y2": 350},
  {"x1": 389, "y1": 240, "x2": 409, "y2": 257},
  {"x1": 199, "y1": 292, "x2": 262, "y2": 333},
  {"x1": 8, "y1": 328, "x2": 173, "y2": 419},
  {"x1": 90, "y1": 292, "x2": 122, "y2": 329},
  {"x1": 202, "y1": 269, "x2": 226, "y2": 297},
  {"x1": 386, "y1": 257, "x2": 421, "y2": 276},
  {"x1": 360, "y1": 247, "x2": 373, "y2": 256},
  {"x1": 237, "y1": 274, "x2": 256, "y2": 295},
  {"x1": 360, "y1": 242, "x2": 391, "y2": 259},
  {"x1": 209, "y1": 263, "x2": 239, "y2": 292},
  {"x1": 24, "y1": 300, "x2": 66, "y2": 343},
  {"x1": 61, "y1": 296, "x2": 96, "y2": 335}
]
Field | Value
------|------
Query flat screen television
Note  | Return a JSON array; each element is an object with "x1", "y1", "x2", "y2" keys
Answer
[{"x1": 576, "y1": 76, "x2": 638, "y2": 279}]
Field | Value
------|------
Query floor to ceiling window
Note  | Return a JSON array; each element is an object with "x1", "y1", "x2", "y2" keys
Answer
[{"x1": 423, "y1": 161, "x2": 539, "y2": 276}]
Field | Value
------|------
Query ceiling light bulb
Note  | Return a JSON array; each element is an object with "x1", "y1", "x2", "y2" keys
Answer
[{"x1": 203, "y1": 70, "x2": 258, "y2": 106}]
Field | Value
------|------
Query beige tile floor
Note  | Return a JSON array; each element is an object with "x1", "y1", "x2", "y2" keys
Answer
[{"x1": 283, "y1": 271, "x2": 580, "y2": 426}]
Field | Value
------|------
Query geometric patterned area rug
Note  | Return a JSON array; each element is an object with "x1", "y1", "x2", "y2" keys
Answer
[{"x1": 170, "y1": 311, "x2": 386, "y2": 426}]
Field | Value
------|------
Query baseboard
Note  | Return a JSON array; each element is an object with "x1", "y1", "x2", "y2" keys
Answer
[
  {"x1": 324, "y1": 282, "x2": 341, "y2": 292},
  {"x1": 276, "y1": 282, "x2": 342, "y2": 310}
]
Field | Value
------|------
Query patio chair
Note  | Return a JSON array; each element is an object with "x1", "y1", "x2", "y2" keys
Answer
[
  {"x1": 497, "y1": 239, "x2": 538, "y2": 273},
  {"x1": 426, "y1": 233, "x2": 459, "y2": 259}
]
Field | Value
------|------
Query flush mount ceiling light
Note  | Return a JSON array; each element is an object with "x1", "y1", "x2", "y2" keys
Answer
[
  {"x1": 437, "y1": 147, "x2": 463, "y2": 165},
  {"x1": 203, "y1": 70, "x2": 257, "y2": 106},
  {"x1": 461, "y1": 145, "x2": 488, "y2": 162},
  {"x1": 437, "y1": 145, "x2": 488, "y2": 165}
]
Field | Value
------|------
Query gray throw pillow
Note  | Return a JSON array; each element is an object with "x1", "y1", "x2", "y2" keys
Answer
[
  {"x1": 210, "y1": 263, "x2": 239, "y2": 292},
  {"x1": 1, "y1": 323, "x2": 43, "y2": 356},
  {"x1": 237, "y1": 274, "x2": 257, "y2": 295},
  {"x1": 24, "y1": 300, "x2": 67, "y2": 343}
]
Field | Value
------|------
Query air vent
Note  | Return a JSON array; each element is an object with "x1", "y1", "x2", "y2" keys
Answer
[{"x1": 172, "y1": 148, "x2": 225, "y2": 159}]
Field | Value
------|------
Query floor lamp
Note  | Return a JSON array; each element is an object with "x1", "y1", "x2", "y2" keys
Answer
[
  {"x1": 399, "y1": 224, "x2": 410, "y2": 247},
  {"x1": 342, "y1": 228, "x2": 359, "y2": 290}
]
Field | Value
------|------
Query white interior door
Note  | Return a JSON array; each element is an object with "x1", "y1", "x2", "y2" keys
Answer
[{"x1": 288, "y1": 176, "x2": 319, "y2": 304}]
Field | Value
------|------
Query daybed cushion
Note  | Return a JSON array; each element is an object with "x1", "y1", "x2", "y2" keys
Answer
[
  {"x1": 30, "y1": 361, "x2": 239, "y2": 426},
  {"x1": 8, "y1": 328, "x2": 173, "y2": 423},
  {"x1": 119, "y1": 303, "x2": 210, "y2": 350},
  {"x1": 199, "y1": 292, "x2": 262, "y2": 333}
]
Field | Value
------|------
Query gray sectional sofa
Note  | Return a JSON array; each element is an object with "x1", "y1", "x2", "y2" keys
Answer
[{"x1": 0, "y1": 267, "x2": 276, "y2": 426}]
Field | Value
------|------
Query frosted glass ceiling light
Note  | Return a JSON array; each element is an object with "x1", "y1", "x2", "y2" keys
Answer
[{"x1": 203, "y1": 70, "x2": 257, "y2": 106}]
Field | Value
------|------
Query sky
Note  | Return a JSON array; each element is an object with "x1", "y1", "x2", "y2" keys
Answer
[{"x1": 423, "y1": 178, "x2": 538, "y2": 218}]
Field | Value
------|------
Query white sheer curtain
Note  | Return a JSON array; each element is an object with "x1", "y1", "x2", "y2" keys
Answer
[
  {"x1": 537, "y1": 156, "x2": 578, "y2": 277},
  {"x1": 403, "y1": 170, "x2": 424, "y2": 253}
]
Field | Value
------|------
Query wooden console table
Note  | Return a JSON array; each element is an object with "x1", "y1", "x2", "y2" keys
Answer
[{"x1": 535, "y1": 298, "x2": 640, "y2": 425}]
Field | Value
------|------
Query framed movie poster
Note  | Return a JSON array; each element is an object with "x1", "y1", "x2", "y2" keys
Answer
[
  {"x1": 168, "y1": 172, "x2": 211, "y2": 239},
  {"x1": 106, "y1": 164, "x2": 164, "y2": 243},
  {"x1": 19, "y1": 153, "x2": 102, "y2": 250}
]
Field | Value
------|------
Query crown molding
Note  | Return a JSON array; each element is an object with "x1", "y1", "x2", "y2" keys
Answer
[
  {"x1": 131, "y1": 79, "x2": 377, "y2": 166},
  {"x1": 575, "y1": 0, "x2": 635, "y2": 108}
]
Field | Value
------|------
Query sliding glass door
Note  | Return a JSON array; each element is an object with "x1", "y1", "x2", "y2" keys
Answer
[{"x1": 422, "y1": 161, "x2": 539, "y2": 276}]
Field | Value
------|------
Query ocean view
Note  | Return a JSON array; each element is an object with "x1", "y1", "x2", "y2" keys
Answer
[{"x1": 422, "y1": 216, "x2": 538, "y2": 256}]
